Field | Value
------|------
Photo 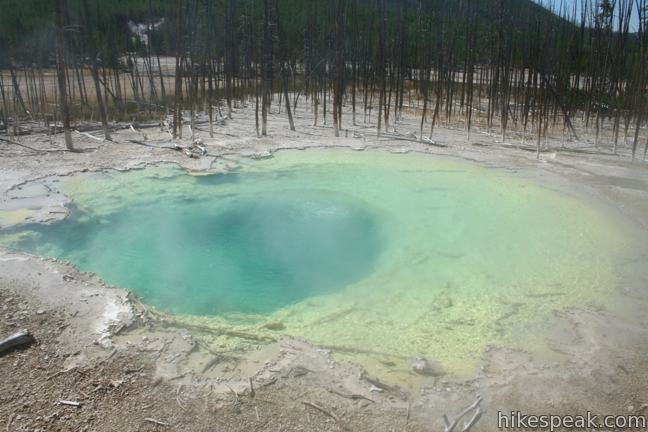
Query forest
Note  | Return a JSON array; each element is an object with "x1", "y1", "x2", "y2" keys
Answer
[{"x1": 0, "y1": 0, "x2": 647, "y2": 159}]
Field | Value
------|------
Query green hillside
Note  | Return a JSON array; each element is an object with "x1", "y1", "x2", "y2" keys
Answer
[{"x1": 0, "y1": 0, "x2": 577, "y2": 67}]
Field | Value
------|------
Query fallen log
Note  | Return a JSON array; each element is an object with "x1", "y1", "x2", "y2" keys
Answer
[
  {"x1": 327, "y1": 388, "x2": 374, "y2": 403},
  {"x1": 74, "y1": 130, "x2": 104, "y2": 142},
  {"x1": 144, "y1": 417, "x2": 170, "y2": 427},
  {"x1": 0, "y1": 330, "x2": 35, "y2": 355},
  {"x1": 0, "y1": 137, "x2": 44, "y2": 153},
  {"x1": 303, "y1": 401, "x2": 348, "y2": 431},
  {"x1": 421, "y1": 136, "x2": 448, "y2": 148},
  {"x1": 359, "y1": 372, "x2": 401, "y2": 393},
  {"x1": 442, "y1": 395, "x2": 483, "y2": 432},
  {"x1": 58, "y1": 400, "x2": 81, "y2": 407},
  {"x1": 378, "y1": 132, "x2": 448, "y2": 148}
]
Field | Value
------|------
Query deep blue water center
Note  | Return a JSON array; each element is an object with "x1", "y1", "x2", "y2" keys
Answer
[{"x1": 12, "y1": 187, "x2": 383, "y2": 315}]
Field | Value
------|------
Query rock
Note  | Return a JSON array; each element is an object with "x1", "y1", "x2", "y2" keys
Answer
[
  {"x1": 36, "y1": 309, "x2": 45, "y2": 315},
  {"x1": 411, "y1": 357, "x2": 444, "y2": 377},
  {"x1": 94, "y1": 335, "x2": 113, "y2": 349},
  {"x1": 262, "y1": 322, "x2": 286, "y2": 331}
]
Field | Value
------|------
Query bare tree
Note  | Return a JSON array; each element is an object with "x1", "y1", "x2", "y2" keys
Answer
[{"x1": 54, "y1": 0, "x2": 74, "y2": 151}]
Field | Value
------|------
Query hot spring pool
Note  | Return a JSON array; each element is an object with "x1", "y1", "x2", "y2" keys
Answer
[{"x1": 0, "y1": 149, "x2": 627, "y2": 378}]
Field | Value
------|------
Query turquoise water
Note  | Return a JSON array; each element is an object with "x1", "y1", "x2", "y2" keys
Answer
[
  {"x1": 0, "y1": 149, "x2": 627, "y2": 378},
  {"x1": 11, "y1": 190, "x2": 382, "y2": 315}
]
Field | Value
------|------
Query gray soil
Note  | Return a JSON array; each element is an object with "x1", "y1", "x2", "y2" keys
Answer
[{"x1": 1, "y1": 102, "x2": 648, "y2": 431}]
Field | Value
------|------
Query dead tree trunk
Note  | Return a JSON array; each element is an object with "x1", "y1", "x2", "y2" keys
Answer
[
  {"x1": 261, "y1": 0, "x2": 272, "y2": 136},
  {"x1": 0, "y1": 74, "x2": 9, "y2": 131},
  {"x1": 173, "y1": 0, "x2": 184, "y2": 140},
  {"x1": 376, "y1": 0, "x2": 386, "y2": 137},
  {"x1": 0, "y1": 330, "x2": 35, "y2": 355},
  {"x1": 54, "y1": 0, "x2": 74, "y2": 151},
  {"x1": 9, "y1": 66, "x2": 29, "y2": 117},
  {"x1": 275, "y1": 0, "x2": 295, "y2": 131},
  {"x1": 82, "y1": 0, "x2": 111, "y2": 141},
  {"x1": 332, "y1": 0, "x2": 344, "y2": 136}
]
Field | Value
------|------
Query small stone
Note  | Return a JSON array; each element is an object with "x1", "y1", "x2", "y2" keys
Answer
[
  {"x1": 95, "y1": 336, "x2": 113, "y2": 349},
  {"x1": 411, "y1": 357, "x2": 444, "y2": 376},
  {"x1": 36, "y1": 309, "x2": 45, "y2": 315}
]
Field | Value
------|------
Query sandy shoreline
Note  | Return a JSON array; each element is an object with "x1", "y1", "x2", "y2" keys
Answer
[{"x1": 2, "y1": 103, "x2": 648, "y2": 431}]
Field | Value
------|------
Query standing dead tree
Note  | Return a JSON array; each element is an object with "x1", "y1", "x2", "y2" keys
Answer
[
  {"x1": 2, "y1": 0, "x2": 645, "y2": 160},
  {"x1": 261, "y1": 0, "x2": 273, "y2": 136},
  {"x1": 275, "y1": 0, "x2": 296, "y2": 131},
  {"x1": 332, "y1": 0, "x2": 345, "y2": 137},
  {"x1": 173, "y1": 0, "x2": 184, "y2": 140},
  {"x1": 82, "y1": 0, "x2": 111, "y2": 141},
  {"x1": 54, "y1": 0, "x2": 74, "y2": 151},
  {"x1": 632, "y1": 0, "x2": 648, "y2": 160}
]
